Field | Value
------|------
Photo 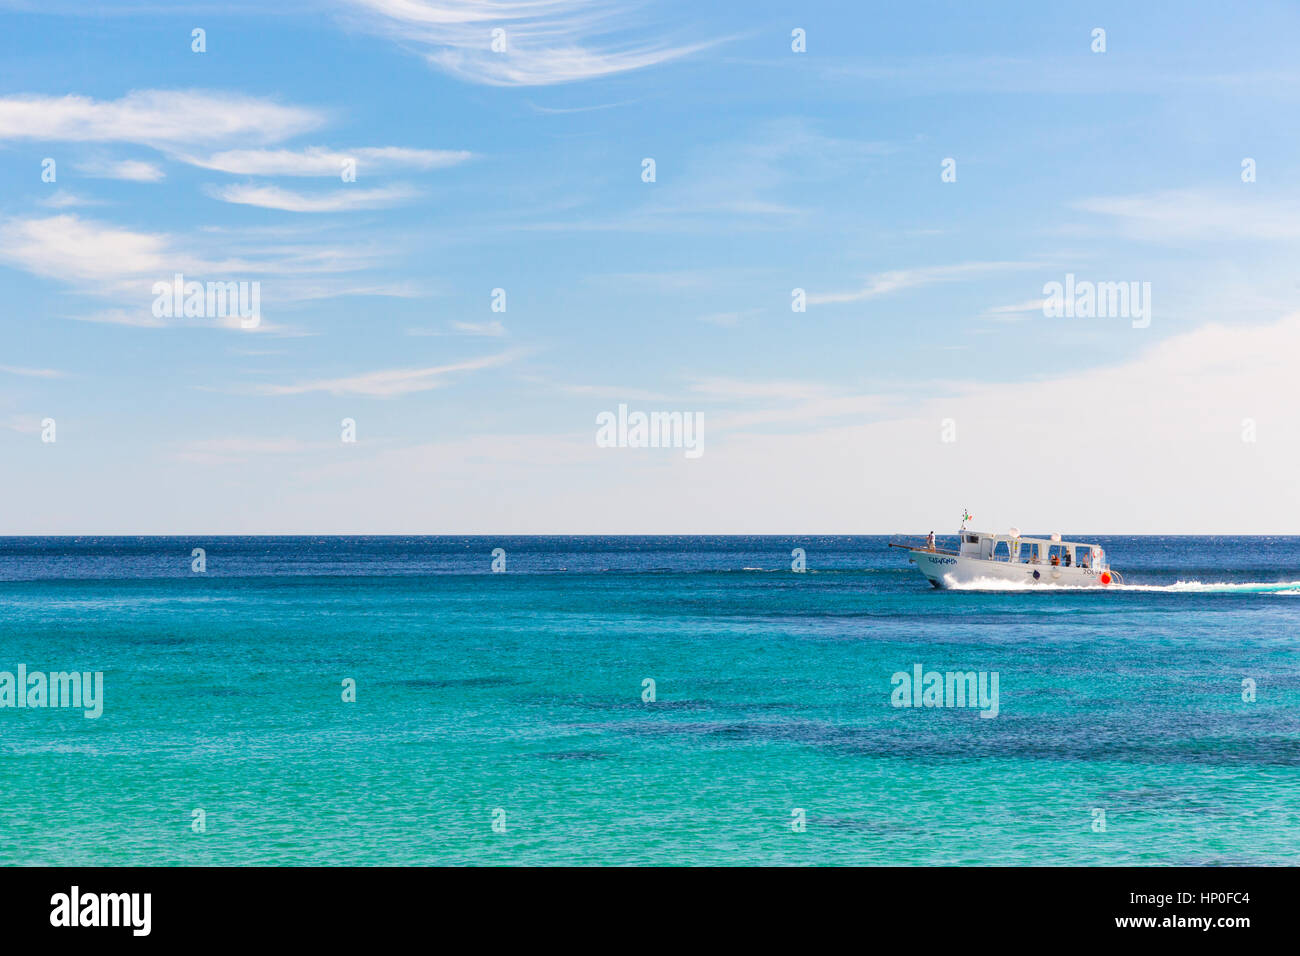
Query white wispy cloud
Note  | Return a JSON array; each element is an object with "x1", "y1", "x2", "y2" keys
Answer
[
  {"x1": 270, "y1": 279, "x2": 425, "y2": 301},
  {"x1": 1, "y1": 415, "x2": 43, "y2": 435},
  {"x1": 0, "y1": 214, "x2": 177, "y2": 284},
  {"x1": 689, "y1": 378, "x2": 834, "y2": 402},
  {"x1": 1073, "y1": 189, "x2": 1300, "y2": 242},
  {"x1": 695, "y1": 309, "x2": 760, "y2": 327},
  {"x1": 0, "y1": 215, "x2": 399, "y2": 332},
  {"x1": 450, "y1": 320, "x2": 506, "y2": 337},
  {"x1": 250, "y1": 350, "x2": 520, "y2": 396},
  {"x1": 208, "y1": 183, "x2": 419, "y2": 212},
  {"x1": 399, "y1": 319, "x2": 507, "y2": 338},
  {"x1": 981, "y1": 298, "x2": 1048, "y2": 321},
  {"x1": 526, "y1": 98, "x2": 639, "y2": 114},
  {"x1": 174, "y1": 436, "x2": 329, "y2": 465},
  {"x1": 179, "y1": 145, "x2": 471, "y2": 176},
  {"x1": 709, "y1": 394, "x2": 898, "y2": 432},
  {"x1": 0, "y1": 90, "x2": 323, "y2": 147},
  {"x1": 0, "y1": 92, "x2": 457, "y2": 196},
  {"x1": 814, "y1": 55, "x2": 1300, "y2": 99},
  {"x1": 547, "y1": 381, "x2": 670, "y2": 402},
  {"x1": 39, "y1": 190, "x2": 105, "y2": 209},
  {"x1": 76, "y1": 158, "x2": 165, "y2": 182},
  {"x1": 522, "y1": 121, "x2": 895, "y2": 233},
  {"x1": 72, "y1": 309, "x2": 170, "y2": 329},
  {"x1": 72, "y1": 309, "x2": 280, "y2": 332},
  {"x1": 339, "y1": 0, "x2": 718, "y2": 86},
  {"x1": 0, "y1": 214, "x2": 295, "y2": 288},
  {"x1": 809, "y1": 262, "x2": 1033, "y2": 305},
  {"x1": 0, "y1": 365, "x2": 65, "y2": 378}
]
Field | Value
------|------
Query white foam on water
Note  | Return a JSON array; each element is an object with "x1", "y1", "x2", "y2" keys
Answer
[
  {"x1": 943, "y1": 576, "x2": 1102, "y2": 592},
  {"x1": 1124, "y1": 580, "x2": 1300, "y2": 593},
  {"x1": 943, "y1": 577, "x2": 1300, "y2": 594}
]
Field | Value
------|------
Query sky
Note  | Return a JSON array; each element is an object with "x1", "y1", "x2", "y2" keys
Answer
[{"x1": 2, "y1": 0, "x2": 1300, "y2": 533}]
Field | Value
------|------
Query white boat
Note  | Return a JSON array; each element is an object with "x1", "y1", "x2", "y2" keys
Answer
[{"x1": 890, "y1": 526, "x2": 1123, "y2": 589}]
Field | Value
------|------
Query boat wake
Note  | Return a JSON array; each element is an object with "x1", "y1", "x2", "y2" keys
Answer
[{"x1": 944, "y1": 577, "x2": 1300, "y2": 594}]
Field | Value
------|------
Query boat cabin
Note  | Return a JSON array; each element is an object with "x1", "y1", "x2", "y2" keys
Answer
[{"x1": 958, "y1": 531, "x2": 1107, "y2": 570}]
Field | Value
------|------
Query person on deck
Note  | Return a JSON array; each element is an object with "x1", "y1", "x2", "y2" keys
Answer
[{"x1": 926, "y1": 531, "x2": 936, "y2": 551}]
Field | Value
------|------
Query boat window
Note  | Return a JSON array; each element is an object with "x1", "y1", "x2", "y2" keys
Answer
[
  {"x1": 992, "y1": 541, "x2": 1011, "y2": 562},
  {"x1": 964, "y1": 534, "x2": 978, "y2": 544}
]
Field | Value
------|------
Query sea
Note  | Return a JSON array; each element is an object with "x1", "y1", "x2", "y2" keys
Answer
[{"x1": 1, "y1": 535, "x2": 1297, "y2": 866}]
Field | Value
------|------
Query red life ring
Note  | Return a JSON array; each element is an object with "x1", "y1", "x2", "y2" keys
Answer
[{"x1": 1100, "y1": 572, "x2": 1111, "y2": 585}]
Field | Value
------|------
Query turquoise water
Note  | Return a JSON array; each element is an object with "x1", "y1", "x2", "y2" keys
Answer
[{"x1": 1, "y1": 535, "x2": 1297, "y2": 865}]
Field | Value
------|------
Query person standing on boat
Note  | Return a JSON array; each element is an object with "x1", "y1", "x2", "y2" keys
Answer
[{"x1": 926, "y1": 531, "x2": 936, "y2": 551}]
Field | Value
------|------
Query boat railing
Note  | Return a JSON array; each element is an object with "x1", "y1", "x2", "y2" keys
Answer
[{"x1": 887, "y1": 539, "x2": 961, "y2": 556}]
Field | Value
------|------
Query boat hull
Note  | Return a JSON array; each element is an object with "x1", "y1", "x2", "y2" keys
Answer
[{"x1": 908, "y1": 550, "x2": 1114, "y2": 589}]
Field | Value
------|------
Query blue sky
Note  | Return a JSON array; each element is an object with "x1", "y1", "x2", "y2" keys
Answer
[{"x1": 3, "y1": 1, "x2": 1300, "y2": 533}]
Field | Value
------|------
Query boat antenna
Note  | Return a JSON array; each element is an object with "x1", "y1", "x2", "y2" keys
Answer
[{"x1": 961, "y1": 508, "x2": 973, "y2": 530}]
